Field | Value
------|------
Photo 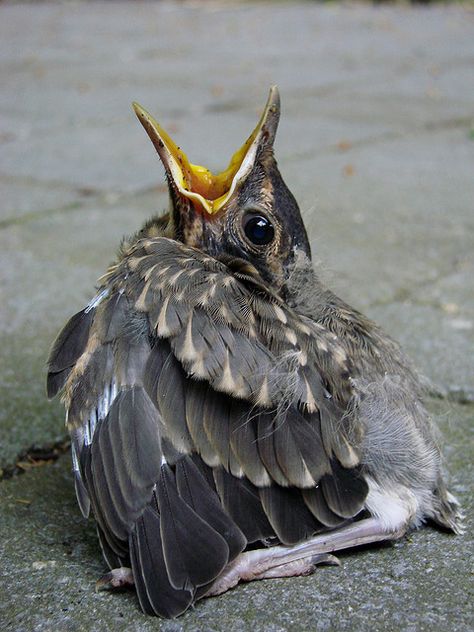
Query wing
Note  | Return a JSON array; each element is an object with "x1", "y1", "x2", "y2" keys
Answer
[{"x1": 47, "y1": 236, "x2": 368, "y2": 617}]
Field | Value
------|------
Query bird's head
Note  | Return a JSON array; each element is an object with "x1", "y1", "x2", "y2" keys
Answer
[{"x1": 133, "y1": 87, "x2": 311, "y2": 294}]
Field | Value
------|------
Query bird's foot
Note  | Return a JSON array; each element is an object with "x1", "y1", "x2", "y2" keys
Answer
[
  {"x1": 206, "y1": 552, "x2": 339, "y2": 597},
  {"x1": 206, "y1": 517, "x2": 405, "y2": 597},
  {"x1": 96, "y1": 567, "x2": 135, "y2": 592}
]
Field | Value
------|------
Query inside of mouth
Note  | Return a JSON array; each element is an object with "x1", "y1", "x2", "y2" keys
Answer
[{"x1": 173, "y1": 130, "x2": 259, "y2": 203}]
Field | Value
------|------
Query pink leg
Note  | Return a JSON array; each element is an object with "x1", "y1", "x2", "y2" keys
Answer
[{"x1": 207, "y1": 517, "x2": 406, "y2": 596}]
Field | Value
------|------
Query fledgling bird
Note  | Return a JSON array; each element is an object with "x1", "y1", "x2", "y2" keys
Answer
[{"x1": 47, "y1": 87, "x2": 462, "y2": 618}]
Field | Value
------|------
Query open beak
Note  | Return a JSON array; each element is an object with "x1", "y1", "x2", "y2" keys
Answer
[{"x1": 132, "y1": 86, "x2": 280, "y2": 215}]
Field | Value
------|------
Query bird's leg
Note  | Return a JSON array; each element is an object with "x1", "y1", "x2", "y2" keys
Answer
[
  {"x1": 96, "y1": 567, "x2": 135, "y2": 591},
  {"x1": 206, "y1": 517, "x2": 406, "y2": 596}
]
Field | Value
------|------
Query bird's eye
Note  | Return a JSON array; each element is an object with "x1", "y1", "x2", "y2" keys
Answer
[{"x1": 242, "y1": 212, "x2": 275, "y2": 246}]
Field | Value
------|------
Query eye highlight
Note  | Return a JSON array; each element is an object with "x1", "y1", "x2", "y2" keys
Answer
[{"x1": 242, "y1": 212, "x2": 275, "y2": 246}]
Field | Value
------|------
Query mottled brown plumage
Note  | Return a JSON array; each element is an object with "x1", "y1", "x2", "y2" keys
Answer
[{"x1": 47, "y1": 87, "x2": 461, "y2": 618}]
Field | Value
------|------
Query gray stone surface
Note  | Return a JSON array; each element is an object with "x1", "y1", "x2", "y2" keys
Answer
[{"x1": 1, "y1": 1, "x2": 473, "y2": 630}]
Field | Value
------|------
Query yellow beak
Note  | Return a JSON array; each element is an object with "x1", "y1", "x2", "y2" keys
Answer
[{"x1": 132, "y1": 86, "x2": 280, "y2": 215}]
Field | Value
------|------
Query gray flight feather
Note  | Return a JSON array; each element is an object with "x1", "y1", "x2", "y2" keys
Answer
[
  {"x1": 175, "y1": 456, "x2": 247, "y2": 561},
  {"x1": 320, "y1": 461, "x2": 369, "y2": 519},
  {"x1": 47, "y1": 308, "x2": 94, "y2": 398},
  {"x1": 302, "y1": 486, "x2": 347, "y2": 528},
  {"x1": 130, "y1": 501, "x2": 194, "y2": 618},
  {"x1": 213, "y1": 467, "x2": 274, "y2": 543},
  {"x1": 259, "y1": 485, "x2": 322, "y2": 545},
  {"x1": 157, "y1": 465, "x2": 230, "y2": 591}
]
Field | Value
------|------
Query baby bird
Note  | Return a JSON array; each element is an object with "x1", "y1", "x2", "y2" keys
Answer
[{"x1": 47, "y1": 87, "x2": 461, "y2": 618}]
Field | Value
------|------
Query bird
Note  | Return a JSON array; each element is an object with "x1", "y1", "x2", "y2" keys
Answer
[{"x1": 47, "y1": 86, "x2": 462, "y2": 618}]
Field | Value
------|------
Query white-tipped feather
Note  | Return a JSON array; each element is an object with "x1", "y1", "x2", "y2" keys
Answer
[
  {"x1": 85, "y1": 288, "x2": 109, "y2": 313},
  {"x1": 81, "y1": 380, "x2": 118, "y2": 446},
  {"x1": 71, "y1": 442, "x2": 80, "y2": 472}
]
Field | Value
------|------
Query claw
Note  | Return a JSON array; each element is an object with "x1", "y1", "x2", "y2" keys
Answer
[
  {"x1": 311, "y1": 553, "x2": 341, "y2": 567},
  {"x1": 96, "y1": 567, "x2": 134, "y2": 592}
]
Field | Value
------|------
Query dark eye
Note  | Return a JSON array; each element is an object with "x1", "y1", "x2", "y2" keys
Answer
[{"x1": 242, "y1": 212, "x2": 275, "y2": 246}]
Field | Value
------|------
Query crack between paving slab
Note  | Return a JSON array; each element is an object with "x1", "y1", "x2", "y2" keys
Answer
[
  {"x1": 0, "y1": 171, "x2": 106, "y2": 192},
  {"x1": 0, "y1": 201, "x2": 84, "y2": 229},
  {"x1": 444, "y1": 390, "x2": 474, "y2": 406},
  {"x1": 362, "y1": 260, "x2": 474, "y2": 406},
  {"x1": 0, "y1": 436, "x2": 70, "y2": 482},
  {"x1": 285, "y1": 114, "x2": 474, "y2": 163},
  {"x1": 0, "y1": 184, "x2": 163, "y2": 230},
  {"x1": 366, "y1": 255, "x2": 471, "y2": 312}
]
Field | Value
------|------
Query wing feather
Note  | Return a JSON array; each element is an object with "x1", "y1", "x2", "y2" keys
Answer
[
  {"x1": 302, "y1": 486, "x2": 347, "y2": 528},
  {"x1": 157, "y1": 465, "x2": 230, "y2": 591},
  {"x1": 130, "y1": 502, "x2": 194, "y2": 618},
  {"x1": 228, "y1": 399, "x2": 272, "y2": 487},
  {"x1": 92, "y1": 428, "x2": 129, "y2": 541},
  {"x1": 175, "y1": 456, "x2": 246, "y2": 560},
  {"x1": 47, "y1": 308, "x2": 95, "y2": 398},
  {"x1": 259, "y1": 485, "x2": 322, "y2": 545},
  {"x1": 184, "y1": 380, "x2": 221, "y2": 467},
  {"x1": 256, "y1": 411, "x2": 292, "y2": 487},
  {"x1": 80, "y1": 443, "x2": 128, "y2": 558},
  {"x1": 213, "y1": 467, "x2": 275, "y2": 543},
  {"x1": 321, "y1": 460, "x2": 369, "y2": 519},
  {"x1": 154, "y1": 348, "x2": 194, "y2": 454},
  {"x1": 202, "y1": 389, "x2": 244, "y2": 478}
]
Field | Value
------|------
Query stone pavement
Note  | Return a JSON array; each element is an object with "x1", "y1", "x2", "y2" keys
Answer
[{"x1": 1, "y1": 2, "x2": 473, "y2": 630}]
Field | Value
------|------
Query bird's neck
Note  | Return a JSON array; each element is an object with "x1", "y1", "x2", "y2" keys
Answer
[
  {"x1": 285, "y1": 253, "x2": 420, "y2": 384},
  {"x1": 285, "y1": 257, "x2": 375, "y2": 347}
]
